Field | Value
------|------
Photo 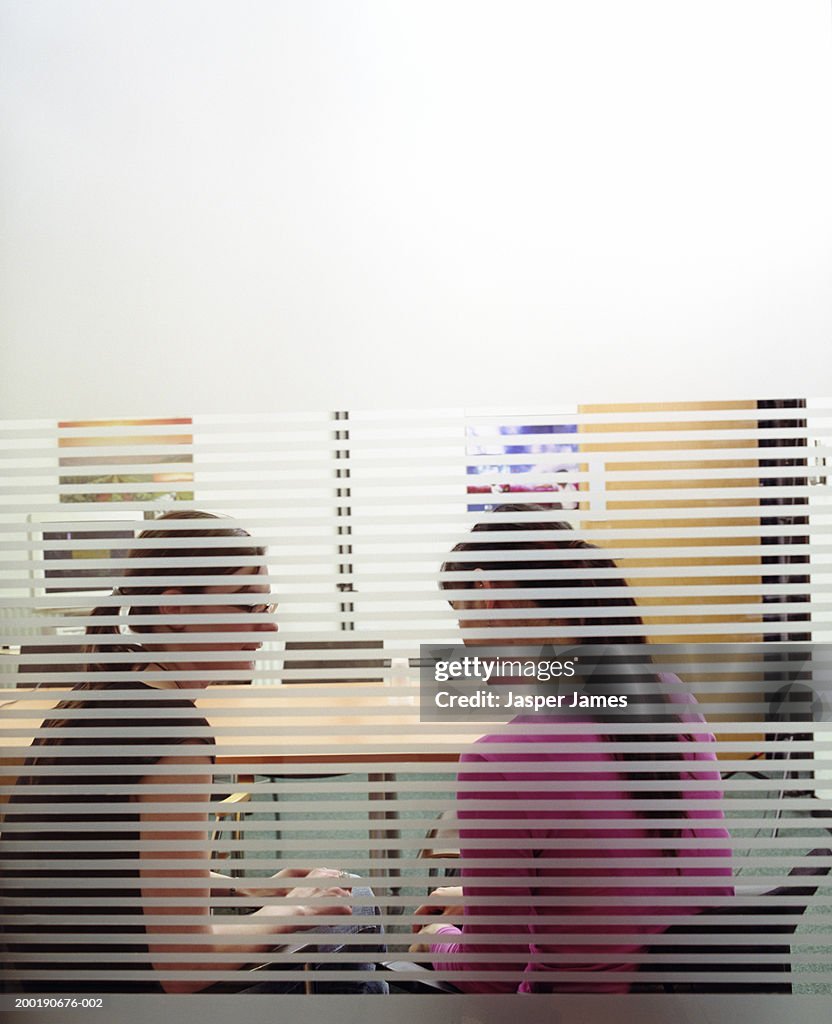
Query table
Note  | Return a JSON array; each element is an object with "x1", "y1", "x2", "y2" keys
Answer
[
  {"x1": 197, "y1": 686, "x2": 480, "y2": 882},
  {"x1": 1, "y1": 685, "x2": 483, "y2": 881},
  {"x1": 1, "y1": 684, "x2": 485, "y2": 758}
]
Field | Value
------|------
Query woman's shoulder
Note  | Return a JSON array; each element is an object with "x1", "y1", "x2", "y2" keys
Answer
[
  {"x1": 70, "y1": 678, "x2": 200, "y2": 701},
  {"x1": 48, "y1": 680, "x2": 214, "y2": 743},
  {"x1": 462, "y1": 717, "x2": 604, "y2": 766}
]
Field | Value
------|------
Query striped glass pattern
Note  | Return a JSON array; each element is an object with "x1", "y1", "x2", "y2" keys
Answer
[{"x1": 1, "y1": 400, "x2": 830, "y2": 994}]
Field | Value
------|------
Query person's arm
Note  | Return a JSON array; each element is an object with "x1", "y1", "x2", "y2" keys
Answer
[
  {"x1": 137, "y1": 752, "x2": 351, "y2": 994},
  {"x1": 410, "y1": 885, "x2": 463, "y2": 951},
  {"x1": 210, "y1": 866, "x2": 332, "y2": 899},
  {"x1": 418, "y1": 752, "x2": 538, "y2": 994}
]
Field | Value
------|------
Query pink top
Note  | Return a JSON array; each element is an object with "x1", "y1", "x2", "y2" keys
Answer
[{"x1": 430, "y1": 677, "x2": 734, "y2": 993}]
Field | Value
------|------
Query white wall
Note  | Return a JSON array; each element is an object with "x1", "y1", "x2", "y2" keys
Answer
[{"x1": 2, "y1": 0, "x2": 832, "y2": 418}]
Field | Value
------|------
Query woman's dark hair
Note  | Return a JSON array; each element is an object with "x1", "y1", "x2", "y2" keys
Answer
[
  {"x1": 21, "y1": 511, "x2": 266, "y2": 743},
  {"x1": 83, "y1": 509, "x2": 265, "y2": 675},
  {"x1": 440, "y1": 503, "x2": 648, "y2": 644},
  {"x1": 442, "y1": 504, "x2": 688, "y2": 847}
]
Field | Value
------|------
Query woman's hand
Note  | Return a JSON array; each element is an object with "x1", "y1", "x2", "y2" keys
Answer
[
  {"x1": 256, "y1": 867, "x2": 353, "y2": 920},
  {"x1": 409, "y1": 921, "x2": 454, "y2": 954},
  {"x1": 412, "y1": 885, "x2": 463, "y2": 930},
  {"x1": 409, "y1": 887, "x2": 464, "y2": 953},
  {"x1": 236, "y1": 867, "x2": 347, "y2": 900}
]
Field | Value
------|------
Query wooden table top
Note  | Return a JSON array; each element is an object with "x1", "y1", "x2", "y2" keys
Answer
[{"x1": 0, "y1": 684, "x2": 484, "y2": 765}]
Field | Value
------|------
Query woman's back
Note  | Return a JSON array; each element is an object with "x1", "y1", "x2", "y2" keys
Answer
[
  {"x1": 429, "y1": 680, "x2": 733, "y2": 993},
  {"x1": 2, "y1": 681, "x2": 213, "y2": 993}
]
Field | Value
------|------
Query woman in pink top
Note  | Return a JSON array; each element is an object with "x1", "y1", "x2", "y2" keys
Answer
[{"x1": 413, "y1": 507, "x2": 733, "y2": 993}]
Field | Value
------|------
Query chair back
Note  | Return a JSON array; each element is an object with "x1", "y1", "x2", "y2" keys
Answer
[{"x1": 635, "y1": 847, "x2": 832, "y2": 993}]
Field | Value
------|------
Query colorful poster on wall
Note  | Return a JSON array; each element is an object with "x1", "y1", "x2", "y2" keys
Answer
[
  {"x1": 466, "y1": 422, "x2": 579, "y2": 511},
  {"x1": 57, "y1": 417, "x2": 194, "y2": 503}
]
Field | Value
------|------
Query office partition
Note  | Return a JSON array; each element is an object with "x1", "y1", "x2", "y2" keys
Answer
[{"x1": 2, "y1": 398, "x2": 830, "y2": 996}]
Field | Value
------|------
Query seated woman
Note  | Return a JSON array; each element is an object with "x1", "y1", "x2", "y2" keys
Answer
[
  {"x1": 413, "y1": 506, "x2": 733, "y2": 993},
  {"x1": 2, "y1": 511, "x2": 385, "y2": 994}
]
